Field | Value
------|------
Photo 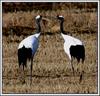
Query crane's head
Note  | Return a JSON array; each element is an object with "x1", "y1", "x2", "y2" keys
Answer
[
  {"x1": 36, "y1": 15, "x2": 42, "y2": 22},
  {"x1": 57, "y1": 15, "x2": 64, "y2": 22}
]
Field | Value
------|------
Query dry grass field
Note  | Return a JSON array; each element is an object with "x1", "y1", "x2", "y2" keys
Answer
[{"x1": 2, "y1": 3, "x2": 98, "y2": 94}]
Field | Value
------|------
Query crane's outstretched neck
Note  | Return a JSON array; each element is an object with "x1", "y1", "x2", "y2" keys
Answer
[
  {"x1": 36, "y1": 20, "x2": 41, "y2": 33},
  {"x1": 34, "y1": 19, "x2": 41, "y2": 38},
  {"x1": 59, "y1": 20, "x2": 68, "y2": 41},
  {"x1": 60, "y1": 21, "x2": 64, "y2": 34}
]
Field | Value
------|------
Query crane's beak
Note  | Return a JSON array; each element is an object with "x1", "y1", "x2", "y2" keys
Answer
[
  {"x1": 43, "y1": 16, "x2": 56, "y2": 20},
  {"x1": 42, "y1": 17, "x2": 50, "y2": 21}
]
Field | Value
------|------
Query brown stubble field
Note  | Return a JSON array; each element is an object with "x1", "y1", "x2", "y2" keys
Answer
[{"x1": 2, "y1": 9, "x2": 98, "y2": 93}]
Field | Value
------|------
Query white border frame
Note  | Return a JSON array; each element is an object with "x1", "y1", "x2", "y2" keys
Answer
[
  {"x1": 0, "y1": 1, "x2": 2, "y2": 95},
  {"x1": 0, "y1": 0, "x2": 99, "y2": 96}
]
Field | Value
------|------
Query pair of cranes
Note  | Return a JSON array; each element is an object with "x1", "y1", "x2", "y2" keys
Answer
[{"x1": 18, "y1": 15, "x2": 85, "y2": 84}]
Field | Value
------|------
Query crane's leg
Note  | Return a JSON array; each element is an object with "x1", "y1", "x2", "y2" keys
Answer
[
  {"x1": 71, "y1": 57, "x2": 75, "y2": 76},
  {"x1": 82, "y1": 57, "x2": 85, "y2": 64},
  {"x1": 30, "y1": 57, "x2": 33, "y2": 85},
  {"x1": 79, "y1": 59, "x2": 85, "y2": 83},
  {"x1": 22, "y1": 62, "x2": 26, "y2": 84},
  {"x1": 79, "y1": 70, "x2": 84, "y2": 83},
  {"x1": 79, "y1": 46, "x2": 85, "y2": 83},
  {"x1": 18, "y1": 53, "x2": 21, "y2": 69}
]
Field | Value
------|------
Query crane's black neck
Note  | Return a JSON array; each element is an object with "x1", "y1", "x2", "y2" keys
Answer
[
  {"x1": 60, "y1": 21, "x2": 65, "y2": 34},
  {"x1": 59, "y1": 21, "x2": 72, "y2": 35},
  {"x1": 36, "y1": 21, "x2": 41, "y2": 33}
]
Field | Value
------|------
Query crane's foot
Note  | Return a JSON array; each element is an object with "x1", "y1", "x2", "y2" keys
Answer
[{"x1": 79, "y1": 71, "x2": 84, "y2": 83}]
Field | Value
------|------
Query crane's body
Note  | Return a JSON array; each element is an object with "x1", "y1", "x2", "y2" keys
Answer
[
  {"x1": 61, "y1": 33, "x2": 85, "y2": 62},
  {"x1": 18, "y1": 33, "x2": 40, "y2": 68},
  {"x1": 57, "y1": 15, "x2": 85, "y2": 80},
  {"x1": 18, "y1": 15, "x2": 42, "y2": 84},
  {"x1": 57, "y1": 15, "x2": 85, "y2": 63}
]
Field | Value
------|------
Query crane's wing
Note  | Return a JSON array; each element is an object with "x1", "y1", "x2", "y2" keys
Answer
[
  {"x1": 18, "y1": 35, "x2": 39, "y2": 55},
  {"x1": 61, "y1": 34, "x2": 83, "y2": 45}
]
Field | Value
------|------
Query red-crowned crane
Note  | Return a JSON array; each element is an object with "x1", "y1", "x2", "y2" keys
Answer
[
  {"x1": 18, "y1": 15, "x2": 42, "y2": 84},
  {"x1": 57, "y1": 15, "x2": 85, "y2": 81}
]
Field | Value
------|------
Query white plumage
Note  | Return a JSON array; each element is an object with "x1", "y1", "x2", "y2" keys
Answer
[
  {"x1": 61, "y1": 33, "x2": 83, "y2": 60},
  {"x1": 18, "y1": 15, "x2": 42, "y2": 84},
  {"x1": 59, "y1": 15, "x2": 64, "y2": 18},
  {"x1": 36, "y1": 15, "x2": 41, "y2": 19},
  {"x1": 18, "y1": 33, "x2": 40, "y2": 55}
]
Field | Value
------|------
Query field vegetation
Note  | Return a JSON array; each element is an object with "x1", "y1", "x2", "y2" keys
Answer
[{"x1": 2, "y1": 2, "x2": 98, "y2": 94}]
